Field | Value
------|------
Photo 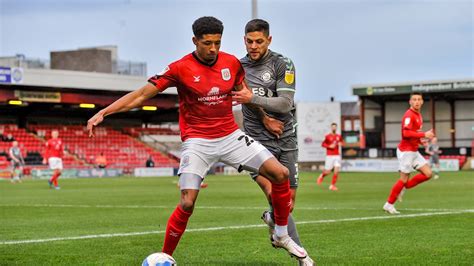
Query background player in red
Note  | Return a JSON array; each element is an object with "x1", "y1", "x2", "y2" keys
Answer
[
  {"x1": 43, "y1": 130, "x2": 64, "y2": 189},
  {"x1": 383, "y1": 92, "x2": 435, "y2": 214},
  {"x1": 317, "y1": 123, "x2": 343, "y2": 191},
  {"x1": 87, "y1": 16, "x2": 307, "y2": 261}
]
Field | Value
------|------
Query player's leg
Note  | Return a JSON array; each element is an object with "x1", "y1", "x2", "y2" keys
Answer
[
  {"x1": 10, "y1": 163, "x2": 16, "y2": 183},
  {"x1": 317, "y1": 157, "x2": 332, "y2": 185},
  {"x1": 278, "y1": 148, "x2": 304, "y2": 247},
  {"x1": 162, "y1": 183, "x2": 200, "y2": 256},
  {"x1": 220, "y1": 130, "x2": 307, "y2": 258},
  {"x1": 383, "y1": 171, "x2": 409, "y2": 214},
  {"x1": 17, "y1": 165, "x2": 23, "y2": 182},
  {"x1": 384, "y1": 149, "x2": 411, "y2": 214},
  {"x1": 432, "y1": 157, "x2": 440, "y2": 179},
  {"x1": 258, "y1": 158, "x2": 307, "y2": 258},
  {"x1": 329, "y1": 159, "x2": 340, "y2": 191},
  {"x1": 162, "y1": 143, "x2": 214, "y2": 256},
  {"x1": 405, "y1": 165, "x2": 432, "y2": 189},
  {"x1": 48, "y1": 158, "x2": 61, "y2": 188}
]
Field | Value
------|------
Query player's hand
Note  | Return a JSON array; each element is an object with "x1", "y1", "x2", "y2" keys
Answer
[
  {"x1": 87, "y1": 112, "x2": 105, "y2": 137},
  {"x1": 329, "y1": 143, "x2": 336, "y2": 149},
  {"x1": 425, "y1": 129, "x2": 435, "y2": 139},
  {"x1": 231, "y1": 89, "x2": 253, "y2": 104},
  {"x1": 263, "y1": 116, "x2": 284, "y2": 139},
  {"x1": 42, "y1": 159, "x2": 46, "y2": 165}
]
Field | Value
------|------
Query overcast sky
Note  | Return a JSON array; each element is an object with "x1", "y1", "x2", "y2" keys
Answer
[{"x1": 0, "y1": 0, "x2": 472, "y2": 102}]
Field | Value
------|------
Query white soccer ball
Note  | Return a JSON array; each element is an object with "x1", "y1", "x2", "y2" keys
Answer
[{"x1": 142, "y1": 252, "x2": 177, "y2": 266}]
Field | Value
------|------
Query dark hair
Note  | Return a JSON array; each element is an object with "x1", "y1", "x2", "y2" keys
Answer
[
  {"x1": 410, "y1": 92, "x2": 423, "y2": 98},
  {"x1": 245, "y1": 19, "x2": 270, "y2": 36},
  {"x1": 192, "y1": 16, "x2": 224, "y2": 39},
  {"x1": 331, "y1": 123, "x2": 337, "y2": 127}
]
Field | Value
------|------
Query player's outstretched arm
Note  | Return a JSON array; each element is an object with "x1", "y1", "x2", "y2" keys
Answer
[
  {"x1": 234, "y1": 82, "x2": 284, "y2": 138},
  {"x1": 232, "y1": 85, "x2": 294, "y2": 114},
  {"x1": 87, "y1": 83, "x2": 159, "y2": 136}
]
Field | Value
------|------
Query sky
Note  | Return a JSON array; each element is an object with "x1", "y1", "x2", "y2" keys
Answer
[{"x1": 0, "y1": 0, "x2": 472, "y2": 102}]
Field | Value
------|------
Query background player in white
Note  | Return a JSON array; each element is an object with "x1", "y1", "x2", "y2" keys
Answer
[
  {"x1": 87, "y1": 16, "x2": 307, "y2": 261},
  {"x1": 9, "y1": 141, "x2": 25, "y2": 183},
  {"x1": 425, "y1": 137, "x2": 441, "y2": 179}
]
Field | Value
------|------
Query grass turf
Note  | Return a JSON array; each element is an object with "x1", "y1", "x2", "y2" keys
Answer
[{"x1": 0, "y1": 171, "x2": 473, "y2": 265}]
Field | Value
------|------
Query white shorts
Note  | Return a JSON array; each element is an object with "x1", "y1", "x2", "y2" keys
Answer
[
  {"x1": 397, "y1": 148, "x2": 427, "y2": 174},
  {"x1": 48, "y1": 157, "x2": 63, "y2": 170},
  {"x1": 324, "y1": 155, "x2": 341, "y2": 170},
  {"x1": 178, "y1": 129, "x2": 273, "y2": 179}
]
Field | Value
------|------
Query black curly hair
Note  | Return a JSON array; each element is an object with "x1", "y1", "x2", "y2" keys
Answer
[{"x1": 192, "y1": 16, "x2": 224, "y2": 39}]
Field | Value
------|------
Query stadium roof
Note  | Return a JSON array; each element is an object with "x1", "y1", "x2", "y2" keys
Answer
[
  {"x1": 352, "y1": 78, "x2": 474, "y2": 97},
  {"x1": 1, "y1": 67, "x2": 177, "y2": 94}
]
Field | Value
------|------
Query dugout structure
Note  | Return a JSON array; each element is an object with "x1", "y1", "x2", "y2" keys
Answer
[{"x1": 352, "y1": 79, "x2": 474, "y2": 156}]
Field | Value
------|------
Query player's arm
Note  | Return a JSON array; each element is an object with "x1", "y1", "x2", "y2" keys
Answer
[
  {"x1": 60, "y1": 142, "x2": 64, "y2": 158},
  {"x1": 232, "y1": 58, "x2": 295, "y2": 114},
  {"x1": 233, "y1": 63, "x2": 283, "y2": 137},
  {"x1": 87, "y1": 83, "x2": 160, "y2": 136},
  {"x1": 402, "y1": 115, "x2": 434, "y2": 139},
  {"x1": 235, "y1": 82, "x2": 284, "y2": 138},
  {"x1": 402, "y1": 128, "x2": 434, "y2": 139},
  {"x1": 235, "y1": 82, "x2": 284, "y2": 137},
  {"x1": 42, "y1": 143, "x2": 49, "y2": 164},
  {"x1": 339, "y1": 137, "x2": 345, "y2": 147},
  {"x1": 321, "y1": 137, "x2": 330, "y2": 149},
  {"x1": 232, "y1": 87, "x2": 294, "y2": 113}
]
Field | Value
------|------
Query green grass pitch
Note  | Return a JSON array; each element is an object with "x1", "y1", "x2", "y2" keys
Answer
[{"x1": 1, "y1": 171, "x2": 473, "y2": 265}]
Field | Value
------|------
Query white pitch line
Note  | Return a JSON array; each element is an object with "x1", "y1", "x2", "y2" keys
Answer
[
  {"x1": 0, "y1": 203, "x2": 470, "y2": 213},
  {"x1": 1, "y1": 210, "x2": 472, "y2": 245}
]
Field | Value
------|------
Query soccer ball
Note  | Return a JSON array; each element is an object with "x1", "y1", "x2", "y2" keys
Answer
[{"x1": 142, "y1": 252, "x2": 177, "y2": 266}]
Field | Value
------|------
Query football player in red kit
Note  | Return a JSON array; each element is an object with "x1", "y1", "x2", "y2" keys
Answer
[
  {"x1": 317, "y1": 123, "x2": 343, "y2": 191},
  {"x1": 383, "y1": 92, "x2": 435, "y2": 214},
  {"x1": 43, "y1": 130, "x2": 64, "y2": 189},
  {"x1": 87, "y1": 17, "x2": 307, "y2": 261}
]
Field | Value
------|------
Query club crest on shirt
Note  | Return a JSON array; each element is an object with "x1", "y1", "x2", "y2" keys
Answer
[
  {"x1": 284, "y1": 70, "x2": 294, "y2": 84},
  {"x1": 404, "y1": 117, "x2": 411, "y2": 125},
  {"x1": 221, "y1": 68, "x2": 231, "y2": 81},
  {"x1": 261, "y1": 71, "x2": 272, "y2": 83}
]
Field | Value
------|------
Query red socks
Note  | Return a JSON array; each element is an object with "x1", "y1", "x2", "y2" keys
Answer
[
  {"x1": 162, "y1": 205, "x2": 192, "y2": 256},
  {"x1": 387, "y1": 180, "x2": 405, "y2": 204},
  {"x1": 50, "y1": 172, "x2": 61, "y2": 186},
  {"x1": 405, "y1": 173, "x2": 430, "y2": 189},
  {"x1": 331, "y1": 173, "x2": 338, "y2": 185},
  {"x1": 271, "y1": 180, "x2": 291, "y2": 226}
]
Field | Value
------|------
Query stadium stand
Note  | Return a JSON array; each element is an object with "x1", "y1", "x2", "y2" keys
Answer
[{"x1": 29, "y1": 125, "x2": 179, "y2": 171}]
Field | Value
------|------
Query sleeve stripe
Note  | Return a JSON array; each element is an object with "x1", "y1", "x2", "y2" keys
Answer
[{"x1": 277, "y1": 88, "x2": 296, "y2": 92}]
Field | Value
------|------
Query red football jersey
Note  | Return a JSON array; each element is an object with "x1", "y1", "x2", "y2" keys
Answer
[
  {"x1": 398, "y1": 108, "x2": 425, "y2": 152},
  {"x1": 322, "y1": 133, "x2": 342, "y2": 156},
  {"x1": 44, "y1": 138, "x2": 63, "y2": 159},
  {"x1": 148, "y1": 52, "x2": 244, "y2": 141}
]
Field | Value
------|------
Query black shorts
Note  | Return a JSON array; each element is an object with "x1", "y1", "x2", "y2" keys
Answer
[
  {"x1": 430, "y1": 155, "x2": 440, "y2": 165},
  {"x1": 250, "y1": 137, "x2": 299, "y2": 188},
  {"x1": 11, "y1": 161, "x2": 24, "y2": 168}
]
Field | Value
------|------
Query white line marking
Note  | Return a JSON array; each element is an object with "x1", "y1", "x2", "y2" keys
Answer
[
  {"x1": 0, "y1": 204, "x2": 470, "y2": 213},
  {"x1": 1, "y1": 210, "x2": 472, "y2": 245}
]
